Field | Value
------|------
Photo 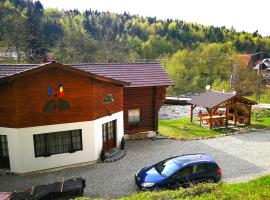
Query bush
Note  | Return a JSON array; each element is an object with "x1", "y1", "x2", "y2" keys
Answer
[
  {"x1": 120, "y1": 137, "x2": 125, "y2": 150},
  {"x1": 100, "y1": 149, "x2": 105, "y2": 161}
]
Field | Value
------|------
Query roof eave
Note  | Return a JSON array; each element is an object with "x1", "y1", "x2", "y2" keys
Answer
[{"x1": 1, "y1": 61, "x2": 130, "y2": 87}]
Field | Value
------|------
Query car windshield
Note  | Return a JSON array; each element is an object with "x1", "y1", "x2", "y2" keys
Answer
[{"x1": 154, "y1": 159, "x2": 180, "y2": 177}]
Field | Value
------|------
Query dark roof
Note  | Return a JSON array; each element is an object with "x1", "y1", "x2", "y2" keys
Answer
[
  {"x1": 0, "y1": 64, "x2": 39, "y2": 79},
  {"x1": 189, "y1": 91, "x2": 256, "y2": 108},
  {"x1": 0, "y1": 62, "x2": 174, "y2": 88},
  {"x1": 70, "y1": 63, "x2": 174, "y2": 87}
]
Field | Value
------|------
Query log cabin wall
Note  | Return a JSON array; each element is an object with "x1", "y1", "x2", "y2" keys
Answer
[
  {"x1": 123, "y1": 86, "x2": 166, "y2": 134},
  {"x1": 92, "y1": 79, "x2": 123, "y2": 120},
  {"x1": 2, "y1": 67, "x2": 123, "y2": 128},
  {"x1": 0, "y1": 81, "x2": 17, "y2": 127}
]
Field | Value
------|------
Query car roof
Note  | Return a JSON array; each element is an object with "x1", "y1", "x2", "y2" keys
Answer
[{"x1": 169, "y1": 154, "x2": 216, "y2": 168}]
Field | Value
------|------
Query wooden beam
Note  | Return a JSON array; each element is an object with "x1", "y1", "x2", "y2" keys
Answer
[
  {"x1": 190, "y1": 104, "x2": 197, "y2": 122},
  {"x1": 209, "y1": 108, "x2": 213, "y2": 129},
  {"x1": 248, "y1": 104, "x2": 251, "y2": 124},
  {"x1": 212, "y1": 106, "x2": 219, "y2": 114},
  {"x1": 225, "y1": 107, "x2": 228, "y2": 127},
  {"x1": 234, "y1": 104, "x2": 237, "y2": 126}
]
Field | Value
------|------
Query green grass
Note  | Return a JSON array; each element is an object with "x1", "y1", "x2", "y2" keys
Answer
[
  {"x1": 158, "y1": 108, "x2": 270, "y2": 139},
  {"x1": 75, "y1": 175, "x2": 270, "y2": 200},
  {"x1": 119, "y1": 175, "x2": 270, "y2": 200},
  {"x1": 251, "y1": 108, "x2": 270, "y2": 129},
  {"x1": 158, "y1": 117, "x2": 231, "y2": 139},
  {"x1": 245, "y1": 91, "x2": 270, "y2": 104}
]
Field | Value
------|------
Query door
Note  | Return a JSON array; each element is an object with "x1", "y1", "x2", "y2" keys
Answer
[
  {"x1": 0, "y1": 135, "x2": 10, "y2": 169},
  {"x1": 192, "y1": 163, "x2": 220, "y2": 183},
  {"x1": 172, "y1": 165, "x2": 193, "y2": 188},
  {"x1": 102, "y1": 120, "x2": 116, "y2": 152}
]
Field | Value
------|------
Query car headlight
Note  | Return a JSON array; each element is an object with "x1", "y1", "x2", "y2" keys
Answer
[{"x1": 141, "y1": 182, "x2": 155, "y2": 188}]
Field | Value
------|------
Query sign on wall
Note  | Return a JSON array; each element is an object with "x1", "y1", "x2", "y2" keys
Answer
[{"x1": 43, "y1": 81, "x2": 70, "y2": 112}]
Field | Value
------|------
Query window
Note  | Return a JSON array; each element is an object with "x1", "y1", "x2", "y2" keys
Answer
[
  {"x1": 177, "y1": 166, "x2": 193, "y2": 176},
  {"x1": 102, "y1": 120, "x2": 116, "y2": 142},
  {"x1": 128, "y1": 109, "x2": 140, "y2": 125},
  {"x1": 0, "y1": 135, "x2": 8, "y2": 158},
  {"x1": 154, "y1": 159, "x2": 180, "y2": 177},
  {"x1": 33, "y1": 130, "x2": 82, "y2": 157},
  {"x1": 194, "y1": 164, "x2": 210, "y2": 173}
]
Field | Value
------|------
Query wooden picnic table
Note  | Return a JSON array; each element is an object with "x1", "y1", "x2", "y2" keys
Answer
[{"x1": 199, "y1": 115, "x2": 226, "y2": 127}]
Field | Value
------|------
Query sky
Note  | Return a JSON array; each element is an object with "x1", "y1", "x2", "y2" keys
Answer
[{"x1": 39, "y1": 0, "x2": 270, "y2": 36}]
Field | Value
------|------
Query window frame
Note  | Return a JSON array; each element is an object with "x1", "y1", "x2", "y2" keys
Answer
[
  {"x1": 175, "y1": 166, "x2": 193, "y2": 177},
  {"x1": 102, "y1": 120, "x2": 116, "y2": 142},
  {"x1": 193, "y1": 164, "x2": 211, "y2": 174},
  {"x1": 128, "y1": 109, "x2": 140, "y2": 125},
  {"x1": 33, "y1": 129, "x2": 83, "y2": 158}
]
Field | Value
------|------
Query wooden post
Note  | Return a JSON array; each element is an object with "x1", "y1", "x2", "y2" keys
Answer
[
  {"x1": 234, "y1": 105, "x2": 237, "y2": 126},
  {"x1": 248, "y1": 105, "x2": 251, "y2": 124},
  {"x1": 225, "y1": 107, "x2": 228, "y2": 127},
  {"x1": 190, "y1": 105, "x2": 194, "y2": 122},
  {"x1": 209, "y1": 109, "x2": 213, "y2": 129}
]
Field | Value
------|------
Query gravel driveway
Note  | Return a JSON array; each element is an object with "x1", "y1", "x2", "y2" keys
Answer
[{"x1": 0, "y1": 131, "x2": 270, "y2": 198}]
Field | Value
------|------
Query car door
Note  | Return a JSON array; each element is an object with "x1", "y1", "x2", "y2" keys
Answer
[
  {"x1": 190, "y1": 163, "x2": 212, "y2": 183},
  {"x1": 171, "y1": 165, "x2": 193, "y2": 188}
]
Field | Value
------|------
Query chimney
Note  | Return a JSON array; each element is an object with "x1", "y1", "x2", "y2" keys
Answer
[{"x1": 41, "y1": 53, "x2": 54, "y2": 63}]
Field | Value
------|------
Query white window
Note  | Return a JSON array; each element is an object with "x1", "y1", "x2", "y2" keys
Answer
[{"x1": 128, "y1": 109, "x2": 140, "y2": 125}]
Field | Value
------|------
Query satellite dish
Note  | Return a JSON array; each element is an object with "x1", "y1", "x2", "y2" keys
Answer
[{"x1": 205, "y1": 85, "x2": 211, "y2": 90}]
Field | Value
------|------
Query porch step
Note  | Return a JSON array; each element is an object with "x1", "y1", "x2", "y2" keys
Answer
[
  {"x1": 0, "y1": 169, "x2": 13, "y2": 176},
  {"x1": 105, "y1": 148, "x2": 121, "y2": 159},
  {"x1": 104, "y1": 148, "x2": 126, "y2": 163}
]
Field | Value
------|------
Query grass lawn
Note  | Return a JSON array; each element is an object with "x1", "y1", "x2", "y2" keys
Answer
[
  {"x1": 76, "y1": 175, "x2": 270, "y2": 200},
  {"x1": 158, "y1": 117, "x2": 232, "y2": 139},
  {"x1": 117, "y1": 175, "x2": 270, "y2": 200},
  {"x1": 158, "y1": 108, "x2": 270, "y2": 139},
  {"x1": 251, "y1": 108, "x2": 270, "y2": 129},
  {"x1": 245, "y1": 91, "x2": 270, "y2": 104}
]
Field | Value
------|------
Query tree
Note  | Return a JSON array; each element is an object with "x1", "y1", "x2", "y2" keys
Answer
[
  {"x1": 0, "y1": 0, "x2": 27, "y2": 62},
  {"x1": 52, "y1": 11, "x2": 97, "y2": 63},
  {"x1": 24, "y1": 0, "x2": 46, "y2": 62}
]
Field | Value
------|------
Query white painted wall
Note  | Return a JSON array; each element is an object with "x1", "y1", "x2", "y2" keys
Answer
[
  {"x1": 93, "y1": 111, "x2": 124, "y2": 156},
  {"x1": 0, "y1": 111, "x2": 123, "y2": 174}
]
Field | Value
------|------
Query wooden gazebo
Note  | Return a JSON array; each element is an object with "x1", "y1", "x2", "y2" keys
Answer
[{"x1": 189, "y1": 91, "x2": 257, "y2": 129}]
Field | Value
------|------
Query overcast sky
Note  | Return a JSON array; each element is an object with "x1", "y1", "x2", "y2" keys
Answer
[{"x1": 39, "y1": 0, "x2": 269, "y2": 36}]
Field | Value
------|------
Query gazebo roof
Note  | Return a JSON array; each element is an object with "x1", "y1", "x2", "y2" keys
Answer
[{"x1": 189, "y1": 91, "x2": 257, "y2": 109}]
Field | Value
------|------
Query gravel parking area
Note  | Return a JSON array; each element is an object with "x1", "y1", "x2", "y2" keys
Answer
[{"x1": 0, "y1": 131, "x2": 270, "y2": 198}]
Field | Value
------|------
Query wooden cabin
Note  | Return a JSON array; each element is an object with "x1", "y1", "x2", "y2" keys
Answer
[
  {"x1": 0, "y1": 61, "x2": 173, "y2": 174},
  {"x1": 189, "y1": 91, "x2": 257, "y2": 129},
  {"x1": 71, "y1": 63, "x2": 173, "y2": 138}
]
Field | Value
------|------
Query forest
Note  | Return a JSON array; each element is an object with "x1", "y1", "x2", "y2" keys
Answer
[{"x1": 0, "y1": 0, "x2": 269, "y2": 94}]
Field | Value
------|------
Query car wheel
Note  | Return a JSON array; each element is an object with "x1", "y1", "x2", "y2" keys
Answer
[
  {"x1": 151, "y1": 186, "x2": 160, "y2": 192},
  {"x1": 208, "y1": 177, "x2": 217, "y2": 183}
]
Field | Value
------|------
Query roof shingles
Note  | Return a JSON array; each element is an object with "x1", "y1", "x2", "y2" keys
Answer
[
  {"x1": 0, "y1": 62, "x2": 174, "y2": 87},
  {"x1": 189, "y1": 91, "x2": 256, "y2": 108}
]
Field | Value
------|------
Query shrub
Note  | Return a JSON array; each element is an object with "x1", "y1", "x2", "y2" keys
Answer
[
  {"x1": 120, "y1": 137, "x2": 125, "y2": 150},
  {"x1": 100, "y1": 149, "x2": 105, "y2": 161}
]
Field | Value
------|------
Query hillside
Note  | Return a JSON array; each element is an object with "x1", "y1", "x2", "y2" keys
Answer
[
  {"x1": 1, "y1": 0, "x2": 270, "y2": 63},
  {"x1": 1, "y1": 0, "x2": 269, "y2": 93}
]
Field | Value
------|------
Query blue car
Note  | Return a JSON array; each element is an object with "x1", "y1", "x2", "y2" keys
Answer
[{"x1": 135, "y1": 154, "x2": 222, "y2": 190}]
